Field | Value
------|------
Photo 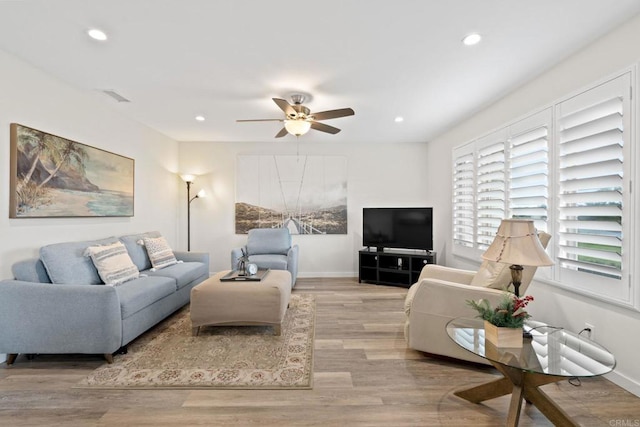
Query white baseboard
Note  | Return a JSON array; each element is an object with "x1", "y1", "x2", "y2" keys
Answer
[{"x1": 606, "y1": 370, "x2": 640, "y2": 398}]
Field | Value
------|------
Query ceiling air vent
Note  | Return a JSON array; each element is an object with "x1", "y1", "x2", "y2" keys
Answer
[{"x1": 102, "y1": 90, "x2": 130, "y2": 103}]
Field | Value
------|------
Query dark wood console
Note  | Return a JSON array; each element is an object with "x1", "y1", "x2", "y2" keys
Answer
[{"x1": 358, "y1": 249, "x2": 436, "y2": 288}]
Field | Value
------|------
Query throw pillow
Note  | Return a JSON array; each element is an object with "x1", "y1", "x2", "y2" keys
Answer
[
  {"x1": 84, "y1": 241, "x2": 139, "y2": 286},
  {"x1": 142, "y1": 236, "x2": 178, "y2": 270}
]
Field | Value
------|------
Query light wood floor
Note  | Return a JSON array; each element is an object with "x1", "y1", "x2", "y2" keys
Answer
[{"x1": 1, "y1": 278, "x2": 639, "y2": 426}]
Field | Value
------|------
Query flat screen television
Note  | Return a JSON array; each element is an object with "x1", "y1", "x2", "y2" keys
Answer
[{"x1": 363, "y1": 207, "x2": 433, "y2": 251}]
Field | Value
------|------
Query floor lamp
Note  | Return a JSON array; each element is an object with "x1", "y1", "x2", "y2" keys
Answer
[
  {"x1": 181, "y1": 175, "x2": 205, "y2": 251},
  {"x1": 482, "y1": 219, "x2": 553, "y2": 297}
]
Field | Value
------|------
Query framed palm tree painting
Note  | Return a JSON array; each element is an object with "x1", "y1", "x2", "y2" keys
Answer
[{"x1": 9, "y1": 123, "x2": 134, "y2": 218}]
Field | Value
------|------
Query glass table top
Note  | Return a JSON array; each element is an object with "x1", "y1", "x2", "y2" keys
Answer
[{"x1": 446, "y1": 317, "x2": 616, "y2": 377}]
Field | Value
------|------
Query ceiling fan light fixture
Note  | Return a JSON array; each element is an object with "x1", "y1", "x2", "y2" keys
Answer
[{"x1": 284, "y1": 119, "x2": 311, "y2": 136}]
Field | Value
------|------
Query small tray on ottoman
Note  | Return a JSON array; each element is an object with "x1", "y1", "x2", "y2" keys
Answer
[{"x1": 220, "y1": 268, "x2": 270, "y2": 282}]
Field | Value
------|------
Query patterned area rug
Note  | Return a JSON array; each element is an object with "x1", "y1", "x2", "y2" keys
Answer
[{"x1": 77, "y1": 294, "x2": 315, "y2": 389}]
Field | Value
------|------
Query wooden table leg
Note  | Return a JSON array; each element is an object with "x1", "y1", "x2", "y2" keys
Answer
[
  {"x1": 506, "y1": 383, "x2": 524, "y2": 427},
  {"x1": 454, "y1": 363, "x2": 576, "y2": 427},
  {"x1": 523, "y1": 374, "x2": 579, "y2": 427},
  {"x1": 454, "y1": 376, "x2": 513, "y2": 403}
]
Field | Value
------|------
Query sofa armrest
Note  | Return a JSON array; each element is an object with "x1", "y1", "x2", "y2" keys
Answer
[
  {"x1": 287, "y1": 245, "x2": 299, "y2": 286},
  {"x1": 0, "y1": 280, "x2": 122, "y2": 354},
  {"x1": 416, "y1": 264, "x2": 476, "y2": 285},
  {"x1": 174, "y1": 250, "x2": 210, "y2": 268},
  {"x1": 409, "y1": 278, "x2": 505, "y2": 318},
  {"x1": 404, "y1": 278, "x2": 507, "y2": 363}
]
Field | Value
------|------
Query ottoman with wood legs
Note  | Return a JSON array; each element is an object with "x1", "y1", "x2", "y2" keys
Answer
[{"x1": 190, "y1": 270, "x2": 292, "y2": 336}]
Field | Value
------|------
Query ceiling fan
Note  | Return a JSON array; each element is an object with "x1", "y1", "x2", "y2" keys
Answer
[{"x1": 237, "y1": 94, "x2": 355, "y2": 138}]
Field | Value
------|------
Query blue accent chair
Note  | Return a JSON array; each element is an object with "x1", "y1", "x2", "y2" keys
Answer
[{"x1": 231, "y1": 228, "x2": 299, "y2": 287}]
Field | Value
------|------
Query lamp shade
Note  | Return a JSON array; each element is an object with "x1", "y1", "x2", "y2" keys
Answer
[
  {"x1": 482, "y1": 219, "x2": 553, "y2": 266},
  {"x1": 284, "y1": 119, "x2": 311, "y2": 136}
]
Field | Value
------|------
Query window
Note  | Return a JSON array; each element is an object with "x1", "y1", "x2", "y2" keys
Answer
[
  {"x1": 555, "y1": 74, "x2": 631, "y2": 302},
  {"x1": 452, "y1": 147, "x2": 475, "y2": 251},
  {"x1": 451, "y1": 72, "x2": 634, "y2": 307},
  {"x1": 452, "y1": 110, "x2": 551, "y2": 258},
  {"x1": 475, "y1": 132, "x2": 506, "y2": 250},
  {"x1": 508, "y1": 111, "x2": 551, "y2": 233}
]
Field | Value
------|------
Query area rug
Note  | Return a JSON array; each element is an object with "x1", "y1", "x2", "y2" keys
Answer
[{"x1": 77, "y1": 294, "x2": 315, "y2": 389}]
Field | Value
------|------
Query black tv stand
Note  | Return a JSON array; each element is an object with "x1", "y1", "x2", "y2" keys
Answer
[{"x1": 358, "y1": 248, "x2": 437, "y2": 288}]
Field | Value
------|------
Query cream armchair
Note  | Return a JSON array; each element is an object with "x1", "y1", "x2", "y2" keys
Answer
[{"x1": 403, "y1": 232, "x2": 551, "y2": 364}]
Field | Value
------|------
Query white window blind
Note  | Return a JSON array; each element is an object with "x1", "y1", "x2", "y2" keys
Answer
[
  {"x1": 475, "y1": 133, "x2": 506, "y2": 250},
  {"x1": 558, "y1": 99, "x2": 624, "y2": 278},
  {"x1": 508, "y1": 110, "x2": 551, "y2": 233},
  {"x1": 452, "y1": 148, "x2": 475, "y2": 249},
  {"x1": 555, "y1": 73, "x2": 631, "y2": 301}
]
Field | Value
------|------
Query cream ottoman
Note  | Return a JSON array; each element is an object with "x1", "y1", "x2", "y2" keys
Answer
[{"x1": 190, "y1": 270, "x2": 292, "y2": 336}]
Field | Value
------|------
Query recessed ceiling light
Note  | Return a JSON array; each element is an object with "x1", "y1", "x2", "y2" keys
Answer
[
  {"x1": 462, "y1": 33, "x2": 482, "y2": 46},
  {"x1": 394, "y1": 116, "x2": 404, "y2": 123},
  {"x1": 195, "y1": 115, "x2": 205, "y2": 122},
  {"x1": 87, "y1": 29, "x2": 107, "y2": 41}
]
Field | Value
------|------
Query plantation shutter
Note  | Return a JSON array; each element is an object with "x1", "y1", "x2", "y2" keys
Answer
[
  {"x1": 475, "y1": 132, "x2": 506, "y2": 250},
  {"x1": 508, "y1": 110, "x2": 551, "y2": 232},
  {"x1": 452, "y1": 146, "x2": 475, "y2": 251},
  {"x1": 556, "y1": 74, "x2": 630, "y2": 287}
]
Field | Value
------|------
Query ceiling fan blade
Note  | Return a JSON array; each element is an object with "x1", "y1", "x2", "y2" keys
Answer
[
  {"x1": 236, "y1": 119, "x2": 283, "y2": 122},
  {"x1": 272, "y1": 98, "x2": 296, "y2": 117},
  {"x1": 275, "y1": 127, "x2": 289, "y2": 138},
  {"x1": 310, "y1": 121, "x2": 341, "y2": 134},
  {"x1": 311, "y1": 108, "x2": 355, "y2": 121}
]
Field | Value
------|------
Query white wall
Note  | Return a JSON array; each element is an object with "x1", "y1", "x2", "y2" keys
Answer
[
  {"x1": 0, "y1": 50, "x2": 181, "y2": 297},
  {"x1": 425, "y1": 15, "x2": 640, "y2": 396},
  {"x1": 179, "y1": 140, "x2": 430, "y2": 276}
]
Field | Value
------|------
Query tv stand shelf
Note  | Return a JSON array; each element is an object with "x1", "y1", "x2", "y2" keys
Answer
[{"x1": 358, "y1": 249, "x2": 436, "y2": 288}]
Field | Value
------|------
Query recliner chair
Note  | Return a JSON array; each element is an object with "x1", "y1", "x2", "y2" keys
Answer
[
  {"x1": 231, "y1": 228, "x2": 299, "y2": 287},
  {"x1": 404, "y1": 232, "x2": 551, "y2": 364}
]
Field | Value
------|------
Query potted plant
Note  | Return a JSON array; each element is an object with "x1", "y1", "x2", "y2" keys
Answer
[{"x1": 467, "y1": 293, "x2": 534, "y2": 347}]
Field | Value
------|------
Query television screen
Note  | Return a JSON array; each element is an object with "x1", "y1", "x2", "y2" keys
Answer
[{"x1": 363, "y1": 207, "x2": 433, "y2": 251}]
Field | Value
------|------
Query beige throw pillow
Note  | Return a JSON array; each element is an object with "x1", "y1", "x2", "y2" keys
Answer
[
  {"x1": 143, "y1": 236, "x2": 178, "y2": 270},
  {"x1": 85, "y1": 241, "x2": 139, "y2": 286}
]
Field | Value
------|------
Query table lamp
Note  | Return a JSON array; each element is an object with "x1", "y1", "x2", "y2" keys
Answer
[{"x1": 482, "y1": 219, "x2": 553, "y2": 296}]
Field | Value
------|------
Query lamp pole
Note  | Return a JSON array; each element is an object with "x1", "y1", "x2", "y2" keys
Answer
[
  {"x1": 186, "y1": 180, "x2": 192, "y2": 251},
  {"x1": 182, "y1": 174, "x2": 205, "y2": 252}
]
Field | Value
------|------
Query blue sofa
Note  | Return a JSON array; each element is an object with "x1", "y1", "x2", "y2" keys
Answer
[{"x1": 0, "y1": 231, "x2": 209, "y2": 365}]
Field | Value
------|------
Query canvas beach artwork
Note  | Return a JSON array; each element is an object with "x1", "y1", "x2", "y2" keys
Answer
[
  {"x1": 9, "y1": 123, "x2": 134, "y2": 218},
  {"x1": 236, "y1": 155, "x2": 347, "y2": 234}
]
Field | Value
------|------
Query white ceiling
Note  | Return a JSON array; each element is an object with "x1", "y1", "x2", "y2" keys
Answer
[{"x1": 1, "y1": 0, "x2": 640, "y2": 144}]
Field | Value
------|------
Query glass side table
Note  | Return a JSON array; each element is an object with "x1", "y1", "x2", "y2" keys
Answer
[{"x1": 446, "y1": 317, "x2": 616, "y2": 427}]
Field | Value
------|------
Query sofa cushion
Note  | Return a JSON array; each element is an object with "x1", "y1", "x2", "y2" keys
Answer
[
  {"x1": 119, "y1": 231, "x2": 161, "y2": 271},
  {"x1": 248, "y1": 254, "x2": 288, "y2": 270},
  {"x1": 12, "y1": 258, "x2": 51, "y2": 283},
  {"x1": 115, "y1": 276, "x2": 176, "y2": 319},
  {"x1": 144, "y1": 262, "x2": 208, "y2": 290},
  {"x1": 143, "y1": 236, "x2": 178, "y2": 270},
  {"x1": 247, "y1": 229, "x2": 291, "y2": 255},
  {"x1": 85, "y1": 241, "x2": 140, "y2": 286},
  {"x1": 40, "y1": 237, "x2": 118, "y2": 285}
]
